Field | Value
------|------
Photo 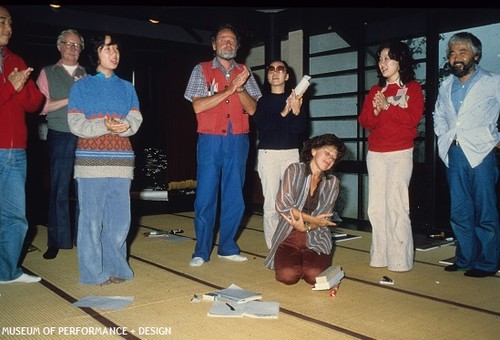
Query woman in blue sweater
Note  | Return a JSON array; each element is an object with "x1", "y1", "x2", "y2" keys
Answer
[
  {"x1": 253, "y1": 60, "x2": 308, "y2": 249},
  {"x1": 68, "y1": 34, "x2": 143, "y2": 285}
]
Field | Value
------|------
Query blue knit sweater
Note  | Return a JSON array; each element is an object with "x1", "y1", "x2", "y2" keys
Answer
[{"x1": 67, "y1": 72, "x2": 143, "y2": 179}]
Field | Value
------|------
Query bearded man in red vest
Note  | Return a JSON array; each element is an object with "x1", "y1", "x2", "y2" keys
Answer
[{"x1": 184, "y1": 23, "x2": 262, "y2": 267}]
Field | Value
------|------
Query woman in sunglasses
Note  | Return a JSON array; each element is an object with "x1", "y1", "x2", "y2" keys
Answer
[{"x1": 253, "y1": 60, "x2": 308, "y2": 250}]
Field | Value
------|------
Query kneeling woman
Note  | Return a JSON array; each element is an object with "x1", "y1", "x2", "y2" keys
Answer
[{"x1": 264, "y1": 134, "x2": 346, "y2": 285}]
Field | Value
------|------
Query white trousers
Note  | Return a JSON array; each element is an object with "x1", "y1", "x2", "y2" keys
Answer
[
  {"x1": 257, "y1": 149, "x2": 299, "y2": 249},
  {"x1": 367, "y1": 148, "x2": 414, "y2": 272}
]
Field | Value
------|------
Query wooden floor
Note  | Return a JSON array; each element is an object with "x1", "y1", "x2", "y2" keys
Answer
[{"x1": 2, "y1": 206, "x2": 500, "y2": 340}]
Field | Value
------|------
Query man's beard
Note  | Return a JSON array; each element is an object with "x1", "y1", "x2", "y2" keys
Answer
[
  {"x1": 450, "y1": 60, "x2": 476, "y2": 78},
  {"x1": 218, "y1": 49, "x2": 237, "y2": 60}
]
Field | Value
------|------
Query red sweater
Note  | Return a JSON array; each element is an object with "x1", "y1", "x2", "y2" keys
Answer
[
  {"x1": 0, "y1": 47, "x2": 44, "y2": 149},
  {"x1": 359, "y1": 81, "x2": 424, "y2": 152}
]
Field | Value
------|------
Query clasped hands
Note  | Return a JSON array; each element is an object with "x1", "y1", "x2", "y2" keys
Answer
[
  {"x1": 372, "y1": 90, "x2": 389, "y2": 116},
  {"x1": 280, "y1": 210, "x2": 336, "y2": 233},
  {"x1": 231, "y1": 66, "x2": 250, "y2": 94},
  {"x1": 104, "y1": 116, "x2": 130, "y2": 134},
  {"x1": 281, "y1": 89, "x2": 303, "y2": 117}
]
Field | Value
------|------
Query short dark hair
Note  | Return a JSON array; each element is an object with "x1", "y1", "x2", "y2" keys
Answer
[
  {"x1": 87, "y1": 33, "x2": 120, "y2": 74},
  {"x1": 376, "y1": 41, "x2": 416, "y2": 87},
  {"x1": 262, "y1": 59, "x2": 296, "y2": 94},
  {"x1": 300, "y1": 134, "x2": 346, "y2": 176},
  {"x1": 211, "y1": 23, "x2": 240, "y2": 47}
]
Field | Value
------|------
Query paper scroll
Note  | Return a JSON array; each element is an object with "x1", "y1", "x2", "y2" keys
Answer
[{"x1": 294, "y1": 75, "x2": 311, "y2": 97}]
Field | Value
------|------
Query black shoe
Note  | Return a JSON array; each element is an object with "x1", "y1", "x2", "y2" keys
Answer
[
  {"x1": 444, "y1": 264, "x2": 468, "y2": 272},
  {"x1": 43, "y1": 247, "x2": 59, "y2": 260},
  {"x1": 464, "y1": 268, "x2": 497, "y2": 278}
]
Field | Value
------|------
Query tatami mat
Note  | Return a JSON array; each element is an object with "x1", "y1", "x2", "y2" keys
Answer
[{"x1": 1, "y1": 210, "x2": 499, "y2": 340}]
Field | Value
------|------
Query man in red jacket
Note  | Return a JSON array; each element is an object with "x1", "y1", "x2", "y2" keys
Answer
[{"x1": 0, "y1": 6, "x2": 44, "y2": 284}]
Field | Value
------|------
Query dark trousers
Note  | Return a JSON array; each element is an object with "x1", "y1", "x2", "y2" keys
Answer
[{"x1": 47, "y1": 129, "x2": 78, "y2": 249}]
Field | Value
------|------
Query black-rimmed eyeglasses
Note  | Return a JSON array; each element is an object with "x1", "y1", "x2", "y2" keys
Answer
[
  {"x1": 267, "y1": 65, "x2": 286, "y2": 73},
  {"x1": 61, "y1": 41, "x2": 82, "y2": 51}
]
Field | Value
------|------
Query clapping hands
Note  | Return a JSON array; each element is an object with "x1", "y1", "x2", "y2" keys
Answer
[
  {"x1": 232, "y1": 66, "x2": 250, "y2": 93},
  {"x1": 372, "y1": 90, "x2": 389, "y2": 116},
  {"x1": 8, "y1": 67, "x2": 33, "y2": 92},
  {"x1": 281, "y1": 89, "x2": 303, "y2": 117}
]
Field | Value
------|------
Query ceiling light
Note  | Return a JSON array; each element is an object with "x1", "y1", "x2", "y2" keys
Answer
[
  {"x1": 49, "y1": 3, "x2": 61, "y2": 9},
  {"x1": 149, "y1": 18, "x2": 160, "y2": 24}
]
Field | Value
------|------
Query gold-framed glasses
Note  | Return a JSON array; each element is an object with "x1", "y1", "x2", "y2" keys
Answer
[
  {"x1": 267, "y1": 65, "x2": 286, "y2": 73},
  {"x1": 61, "y1": 41, "x2": 82, "y2": 51}
]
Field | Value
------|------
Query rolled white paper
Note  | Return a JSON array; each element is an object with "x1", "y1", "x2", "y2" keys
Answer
[
  {"x1": 139, "y1": 189, "x2": 169, "y2": 201},
  {"x1": 294, "y1": 75, "x2": 311, "y2": 97}
]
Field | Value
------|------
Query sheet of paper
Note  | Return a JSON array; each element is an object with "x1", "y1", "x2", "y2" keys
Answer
[
  {"x1": 73, "y1": 296, "x2": 134, "y2": 310},
  {"x1": 242, "y1": 301, "x2": 279, "y2": 318},
  {"x1": 207, "y1": 300, "x2": 279, "y2": 318},
  {"x1": 155, "y1": 235, "x2": 188, "y2": 243}
]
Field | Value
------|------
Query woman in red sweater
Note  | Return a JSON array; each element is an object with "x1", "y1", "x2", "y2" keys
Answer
[{"x1": 359, "y1": 41, "x2": 424, "y2": 272}]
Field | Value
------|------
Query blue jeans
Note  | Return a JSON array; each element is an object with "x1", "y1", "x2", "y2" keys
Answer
[
  {"x1": 193, "y1": 132, "x2": 249, "y2": 261},
  {"x1": 0, "y1": 149, "x2": 28, "y2": 281},
  {"x1": 447, "y1": 146, "x2": 500, "y2": 272},
  {"x1": 47, "y1": 129, "x2": 78, "y2": 249},
  {"x1": 76, "y1": 177, "x2": 133, "y2": 284}
]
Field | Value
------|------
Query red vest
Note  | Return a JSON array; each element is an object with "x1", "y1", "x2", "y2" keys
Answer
[{"x1": 197, "y1": 62, "x2": 249, "y2": 135}]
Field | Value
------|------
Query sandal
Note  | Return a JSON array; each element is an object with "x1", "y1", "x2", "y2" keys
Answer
[
  {"x1": 99, "y1": 278, "x2": 113, "y2": 286},
  {"x1": 110, "y1": 276, "x2": 126, "y2": 284}
]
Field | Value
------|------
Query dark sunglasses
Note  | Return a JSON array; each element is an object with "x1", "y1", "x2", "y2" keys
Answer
[{"x1": 267, "y1": 65, "x2": 286, "y2": 73}]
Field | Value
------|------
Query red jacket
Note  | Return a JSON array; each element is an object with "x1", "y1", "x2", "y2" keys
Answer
[{"x1": 0, "y1": 47, "x2": 44, "y2": 149}]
